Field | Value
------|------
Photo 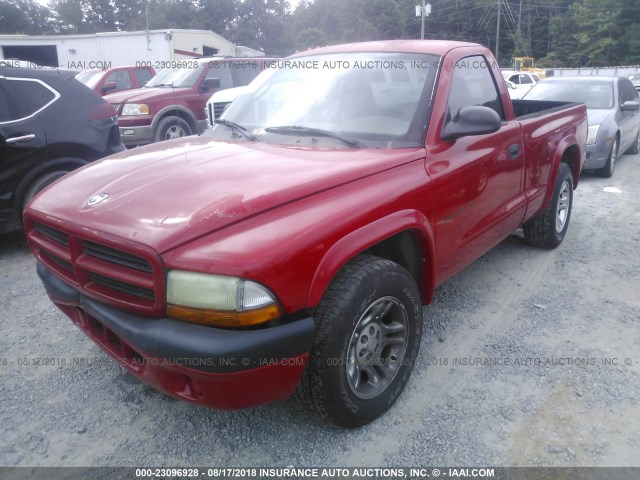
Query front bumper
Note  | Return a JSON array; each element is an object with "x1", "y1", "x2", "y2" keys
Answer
[
  {"x1": 37, "y1": 262, "x2": 316, "y2": 409},
  {"x1": 584, "y1": 139, "x2": 612, "y2": 170},
  {"x1": 119, "y1": 125, "x2": 153, "y2": 146}
]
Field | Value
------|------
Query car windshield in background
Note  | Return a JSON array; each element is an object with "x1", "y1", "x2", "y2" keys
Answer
[
  {"x1": 75, "y1": 70, "x2": 103, "y2": 89},
  {"x1": 524, "y1": 80, "x2": 614, "y2": 109},
  {"x1": 206, "y1": 53, "x2": 440, "y2": 148},
  {"x1": 146, "y1": 64, "x2": 205, "y2": 88}
]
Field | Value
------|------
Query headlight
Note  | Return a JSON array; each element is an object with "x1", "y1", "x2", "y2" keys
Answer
[
  {"x1": 121, "y1": 103, "x2": 149, "y2": 116},
  {"x1": 166, "y1": 271, "x2": 282, "y2": 327},
  {"x1": 587, "y1": 125, "x2": 600, "y2": 145}
]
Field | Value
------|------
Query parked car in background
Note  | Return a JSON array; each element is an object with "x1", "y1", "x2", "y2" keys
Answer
[
  {"x1": 76, "y1": 66, "x2": 156, "y2": 96},
  {"x1": 523, "y1": 76, "x2": 640, "y2": 177},
  {"x1": 0, "y1": 67, "x2": 124, "y2": 234},
  {"x1": 503, "y1": 70, "x2": 540, "y2": 86},
  {"x1": 504, "y1": 79, "x2": 531, "y2": 100},
  {"x1": 106, "y1": 57, "x2": 275, "y2": 146},
  {"x1": 205, "y1": 68, "x2": 275, "y2": 126}
]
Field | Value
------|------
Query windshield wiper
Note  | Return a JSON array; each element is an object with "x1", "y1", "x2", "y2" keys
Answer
[
  {"x1": 214, "y1": 119, "x2": 259, "y2": 141},
  {"x1": 264, "y1": 125, "x2": 363, "y2": 147}
]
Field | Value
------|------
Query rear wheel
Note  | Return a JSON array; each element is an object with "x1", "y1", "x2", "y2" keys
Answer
[
  {"x1": 523, "y1": 162, "x2": 573, "y2": 249},
  {"x1": 597, "y1": 137, "x2": 618, "y2": 178},
  {"x1": 296, "y1": 255, "x2": 422, "y2": 427},
  {"x1": 21, "y1": 170, "x2": 69, "y2": 213},
  {"x1": 153, "y1": 116, "x2": 192, "y2": 142}
]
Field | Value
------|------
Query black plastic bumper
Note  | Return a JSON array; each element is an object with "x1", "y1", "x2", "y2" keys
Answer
[{"x1": 37, "y1": 262, "x2": 316, "y2": 373}]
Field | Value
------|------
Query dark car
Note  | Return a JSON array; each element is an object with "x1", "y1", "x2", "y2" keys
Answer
[
  {"x1": 76, "y1": 66, "x2": 156, "y2": 96},
  {"x1": 523, "y1": 76, "x2": 640, "y2": 177},
  {"x1": 0, "y1": 67, "x2": 125, "y2": 234}
]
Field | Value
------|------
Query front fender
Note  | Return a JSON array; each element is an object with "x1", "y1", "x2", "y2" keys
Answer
[{"x1": 306, "y1": 209, "x2": 436, "y2": 308}]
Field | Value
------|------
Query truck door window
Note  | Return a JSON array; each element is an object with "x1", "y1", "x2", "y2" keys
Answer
[
  {"x1": 448, "y1": 55, "x2": 505, "y2": 120},
  {"x1": 104, "y1": 70, "x2": 132, "y2": 90},
  {"x1": 206, "y1": 66, "x2": 233, "y2": 90}
]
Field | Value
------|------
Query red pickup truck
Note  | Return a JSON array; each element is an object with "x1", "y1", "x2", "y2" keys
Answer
[{"x1": 24, "y1": 41, "x2": 587, "y2": 427}]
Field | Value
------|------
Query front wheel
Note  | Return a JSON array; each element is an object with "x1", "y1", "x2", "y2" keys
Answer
[
  {"x1": 596, "y1": 137, "x2": 618, "y2": 178},
  {"x1": 153, "y1": 116, "x2": 192, "y2": 143},
  {"x1": 523, "y1": 162, "x2": 573, "y2": 249},
  {"x1": 296, "y1": 255, "x2": 422, "y2": 427}
]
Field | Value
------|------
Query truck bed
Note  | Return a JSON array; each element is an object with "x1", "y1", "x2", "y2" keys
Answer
[{"x1": 512, "y1": 99, "x2": 583, "y2": 119}]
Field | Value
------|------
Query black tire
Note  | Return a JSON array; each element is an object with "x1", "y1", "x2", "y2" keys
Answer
[
  {"x1": 523, "y1": 162, "x2": 573, "y2": 249},
  {"x1": 21, "y1": 170, "x2": 69, "y2": 213},
  {"x1": 296, "y1": 255, "x2": 422, "y2": 427},
  {"x1": 596, "y1": 137, "x2": 618, "y2": 178},
  {"x1": 153, "y1": 116, "x2": 192, "y2": 143},
  {"x1": 626, "y1": 129, "x2": 640, "y2": 155}
]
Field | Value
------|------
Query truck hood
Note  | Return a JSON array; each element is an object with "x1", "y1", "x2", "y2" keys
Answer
[
  {"x1": 29, "y1": 136, "x2": 424, "y2": 253},
  {"x1": 105, "y1": 86, "x2": 192, "y2": 104}
]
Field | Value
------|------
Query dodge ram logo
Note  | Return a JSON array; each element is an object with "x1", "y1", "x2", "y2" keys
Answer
[{"x1": 87, "y1": 193, "x2": 109, "y2": 206}]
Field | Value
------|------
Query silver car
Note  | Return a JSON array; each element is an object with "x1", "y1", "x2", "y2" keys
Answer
[{"x1": 523, "y1": 76, "x2": 640, "y2": 177}]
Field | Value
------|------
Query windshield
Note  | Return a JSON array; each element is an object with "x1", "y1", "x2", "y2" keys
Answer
[
  {"x1": 524, "y1": 80, "x2": 614, "y2": 109},
  {"x1": 146, "y1": 64, "x2": 205, "y2": 88},
  {"x1": 205, "y1": 52, "x2": 440, "y2": 148},
  {"x1": 75, "y1": 70, "x2": 103, "y2": 89}
]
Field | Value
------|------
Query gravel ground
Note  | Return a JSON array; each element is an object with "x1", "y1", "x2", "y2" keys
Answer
[{"x1": 1, "y1": 153, "x2": 639, "y2": 468}]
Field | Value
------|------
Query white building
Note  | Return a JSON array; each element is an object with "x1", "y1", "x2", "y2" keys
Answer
[{"x1": 0, "y1": 29, "x2": 264, "y2": 69}]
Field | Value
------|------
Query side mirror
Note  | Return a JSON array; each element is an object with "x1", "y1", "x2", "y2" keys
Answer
[
  {"x1": 621, "y1": 100, "x2": 639, "y2": 111},
  {"x1": 199, "y1": 77, "x2": 221, "y2": 93},
  {"x1": 441, "y1": 106, "x2": 502, "y2": 141},
  {"x1": 101, "y1": 81, "x2": 117, "y2": 94}
]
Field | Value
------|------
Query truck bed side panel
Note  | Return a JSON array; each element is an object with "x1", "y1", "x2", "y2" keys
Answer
[{"x1": 519, "y1": 103, "x2": 587, "y2": 221}]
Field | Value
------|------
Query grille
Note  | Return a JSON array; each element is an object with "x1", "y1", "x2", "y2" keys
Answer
[
  {"x1": 213, "y1": 102, "x2": 230, "y2": 120},
  {"x1": 90, "y1": 273, "x2": 155, "y2": 301},
  {"x1": 28, "y1": 221, "x2": 162, "y2": 315},
  {"x1": 41, "y1": 250, "x2": 73, "y2": 271},
  {"x1": 84, "y1": 241, "x2": 152, "y2": 273},
  {"x1": 35, "y1": 223, "x2": 69, "y2": 246}
]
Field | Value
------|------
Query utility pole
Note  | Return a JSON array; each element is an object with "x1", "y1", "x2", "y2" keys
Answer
[
  {"x1": 495, "y1": 0, "x2": 501, "y2": 62},
  {"x1": 416, "y1": 2, "x2": 432, "y2": 40}
]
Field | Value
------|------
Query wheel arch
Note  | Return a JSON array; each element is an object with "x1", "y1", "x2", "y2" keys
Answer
[
  {"x1": 306, "y1": 210, "x2": 436, "y2": 309},
  {"x1": 151, "y1": 105, "x2": 197, "y2": 133},
  {"x1": 540, "y1": 136, "x2": 581, "y2": 212},
  {"x1": 15, "y1": 156, "x2": 89, "y2": 210}
]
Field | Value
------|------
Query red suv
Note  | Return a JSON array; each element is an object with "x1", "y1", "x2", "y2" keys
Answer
[
  {"x1": 104, "y1": 57, "x2": 274, "y2": 146},
  {"x1": 76, "y1": 66, "x2": 156, "y2": 96}
]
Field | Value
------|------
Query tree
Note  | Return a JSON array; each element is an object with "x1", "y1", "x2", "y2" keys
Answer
[
  {"x1": 0, "y1": 0, "x2": 55, "y2": 34},
  {"x1": 226, "y1": 0, "x2": 292, "y2": 55},
  {"x1": 570, "y1": 0, "x2": 621, "y2": 66}
]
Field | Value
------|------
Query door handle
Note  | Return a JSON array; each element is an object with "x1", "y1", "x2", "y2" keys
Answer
[
  {"x1": 6, "y1": 134, "x2": 36, "y2": 145},
  {"x1": 508, "y1": 143, "x2": 520, "y2": 159}
]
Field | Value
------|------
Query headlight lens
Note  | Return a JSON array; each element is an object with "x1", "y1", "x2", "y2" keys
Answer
[
  {"x1": 122, "y1": 103, "x2": 149, "y2": 116},
  {"x1": 166, "y1": 271, "x2": 282, "y2": 327},
  {"x1": 587, "y1": 124, "x2": 600, "y2": 145}
]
